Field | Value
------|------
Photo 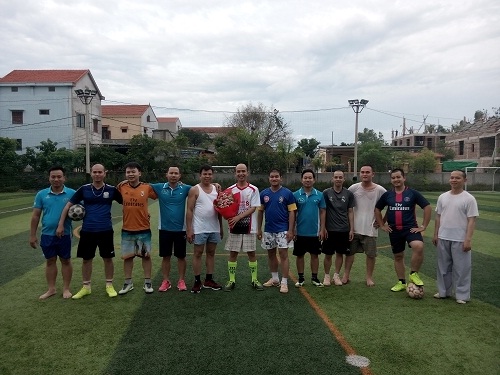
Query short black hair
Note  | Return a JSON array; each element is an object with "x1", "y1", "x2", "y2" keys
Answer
[
  {"x1": 301, "y1": 168, "x2": 315, "y2": 178},
  {"x1": 269, "y1": 168, "x2": 282, "y2": 176},
  {"x1": 452, "y1": 169, "x2": 467, "y2": 178},
  {"x1": 48, "y1": 166, "x2": 65, "y2": 175},
  {"x1": 390, "y1": 168, "x2": 405, "y2": 177},
  {"x1": 124, "y1": 162, "x2": 142, "y2": 171},
  {"x1": 199, "y1": 164, "x2": 213, "y2": 174}
]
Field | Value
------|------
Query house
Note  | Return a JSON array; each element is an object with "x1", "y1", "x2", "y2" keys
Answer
[
  {"x1": 101, "y1": 104, "x2": 158, "y2": 144},
  {"x1": 185, "y1": 126, "x2": 232, "y2": 139},
  {"x1": 391, "y1": 132, "x2": 447, "y2": 152},
  {"x1": 152, "y1": 117, "x2": 181, "y2": 142},
  {"x1": 0, "y1": 69, "x2": 104, "y2": 152},
  {"x1": 445, "y1": 117, "x2": 500, "y2": 168}
]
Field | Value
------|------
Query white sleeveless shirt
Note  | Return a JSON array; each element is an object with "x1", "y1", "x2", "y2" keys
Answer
[{"x1": 193, "y1": 184, "x2": 219, "y2": 234}]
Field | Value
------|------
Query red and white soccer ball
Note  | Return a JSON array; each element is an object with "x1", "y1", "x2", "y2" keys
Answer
[
  {"x1": 68, "y1": 204, "x2": 86, "y2": 221},
  {"x1": 406, "y1": 282, "x2": 424, "y2": 299}
]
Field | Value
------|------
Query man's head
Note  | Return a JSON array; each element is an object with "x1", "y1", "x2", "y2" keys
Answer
[
  {"x1": 235, "y1": 163, "x2": 249, "y2": 183},
  {"x1": 199, "y1": 164, "x2": 214, "y2": 185},
  {"x1": 390, "y1": 168, "x2": 406, "y2": 188},
  {"x1": 332, "y1": 169, "x2": 345, "y2": 189},
  {"x1": 301, "y1": 168, "x2": 315, "y2": 189},
  {"x1": 449, "y1": 170, "x2": 466, "y2": 189},
  {"x1": 268, "y1": 168, "x2": 282, "y2": 188},
  {"x1": 91, "y1": 163, "x2": 106, "y2": 183},
  {"x1": 125, "y1": 162, "x2": 142, "y2": 184},
  {"x1": 359, "y1": 164, "x2": 375, "y2": 183},
  {"x1": 48, "y1": 166, "x2": 66, "y2": 189},
  {"x1": 166, "y1": 166, "x2": 181, "y2": 184}
]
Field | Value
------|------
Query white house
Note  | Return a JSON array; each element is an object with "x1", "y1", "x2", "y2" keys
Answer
[{"x1": 0, "y1": 69, "x2": 104, "y2": 152}]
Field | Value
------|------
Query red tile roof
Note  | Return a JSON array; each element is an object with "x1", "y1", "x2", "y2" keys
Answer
[
  {"x1": 102, "y1": 105, "x2": 151, "y2": 116},
  {"x1": 0, "y1": 69, "x2": 89, "y2": 84},
  {"x1": 157, "y1": 117, "x2": 180, "y2": 123}
]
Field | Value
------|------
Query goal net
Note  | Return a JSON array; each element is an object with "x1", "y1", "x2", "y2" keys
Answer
[{"x1": 464, "y1": 166, "x2": 500, "y2": 191}]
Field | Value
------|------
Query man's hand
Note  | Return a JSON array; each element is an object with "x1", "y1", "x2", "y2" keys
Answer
[
  {"x1": 29, "y1": 235, "x2": 38, "y2": 249},
  {"x1": 380, "y1": 224, "x2": 392, "y2": 233},
  {"x1": 410, "y1": 226, "x2": 425, "y2": 233}
]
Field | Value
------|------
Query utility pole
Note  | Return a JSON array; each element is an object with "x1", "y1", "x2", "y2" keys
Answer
[{"x1": 348, "y1": 99, "x2": 369, "y2": 181}]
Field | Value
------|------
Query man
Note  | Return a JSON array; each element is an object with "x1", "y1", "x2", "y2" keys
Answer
[
  {"x1": 257, "y1": 169, "x2": 297, "y2": 294},
  {"x1": 293, "y1": 169, "x2": 326, "y2": 287},
  {"x1": 375, "y1": 168, "x2": 431, "y2": 292},
  {"x1": 186, "y1": 165, "x2": 224, "y2": 293},
  {"x1": 322, "y1": 170, "x2": 355, "y2": 286},
  {"x1": 57, "y1": 163, "x2": 123, "y2": 299},
  {"x1": 116, "y1": 162, "x2": 158, "y2": 295},
  {"x1": 347, "y1": 165, "x2": 386, "y2": 286},
  {"x1": 30, "y1": 166, "x2": 76, "y2": 300},
  {"x1": 432, "y1": 170, "x2": 478, "y2": 304},
  {"x1": 223, "y1": 163, "x2": 263, "y2": 291}
]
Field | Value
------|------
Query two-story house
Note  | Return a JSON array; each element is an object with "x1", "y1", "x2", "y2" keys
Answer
[
  {"x1": 0, "y1": 69, "x2": 103, "y2": 152},
  {"x1": 152, "y1": 117, "x2": 181, "y2": 142},
  {"x1": 101, "y1": 104, "x2": 158, "y2": 144}
]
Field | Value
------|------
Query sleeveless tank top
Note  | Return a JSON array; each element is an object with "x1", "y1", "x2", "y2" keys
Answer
[{"x1": 193, "y1": 184, "x2": 219, "y2": 234}]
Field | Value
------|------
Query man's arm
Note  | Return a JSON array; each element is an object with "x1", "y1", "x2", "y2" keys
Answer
[
  {"x1": 56, "y1": 202, "x2": 73, "y2": 238},
  {"x1": 257, "y1": 207, "x2": 264, "y2": 240},
  {"x1": 287, "y1": 208, "x2": 296, "y2": 242},
  {"x1": 348, "y1": 207, "x2": 354, "y2": 241},
  {"x1": 185, "y1": 186, "x2": 198, "y2": 243},
  {"x1": 432, "y1": 213, "x2": 441, "y2": 246},
  {"x1": 319, "y1": 208, "x2": 326, "y2": 241},
  {"x1": 463, "y1": 216, "x2": 476, "y2": 252},
  {"x1": 29, "y1": 208, "x2": 42, "y2": 248},
  {"x1": 375, "y1": 208, "x2": 391, "y2": 233},
  {"x1": 412, "y1": 204, "x2": 432, "y2": 233},
  {"x1": 228, "y1": 206, "x2": 256, "y2": 228}
]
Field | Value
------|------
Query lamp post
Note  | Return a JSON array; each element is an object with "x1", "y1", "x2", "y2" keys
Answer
[
  {"x1": 75, "y1": 89, "x2": 97, "y2": 177},
  {"x1": 348, "y1": 99, "x2": 369, "y2": 181}
]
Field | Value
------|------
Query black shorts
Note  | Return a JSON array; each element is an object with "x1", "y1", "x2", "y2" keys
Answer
[
  {"x1": 389, "y1": 228, "x2": 423, "y2": 254},
  {"x1": 293, "y1": 236, "x2": 322, "y2": 257},
  {"x1": 77, "y1": 230, "x2": 115, "y2": 260},
  {"x1": 322, "y1": 231, "x2": 351, "y2": 256},
  {"x1": 159, "y1": 230, "x2": 187, "y2": 259}
]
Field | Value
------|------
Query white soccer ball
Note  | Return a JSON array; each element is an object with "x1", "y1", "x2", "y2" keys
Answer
[
  {"x1": 406, "y1": 282, "x2": 424, "y2": 299},
  {"x1": 68, "y1": 204, "x2": 85, "y2": 221}
]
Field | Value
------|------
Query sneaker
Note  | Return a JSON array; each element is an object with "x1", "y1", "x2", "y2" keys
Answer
[
  {"x1": 177, "y1": 279, "x2": 187, "y2": 291},
  {"x1": 456, "y1": 299, "x2": 467, "y2": 304},
  {"x1": 203, "y1": 279, "x2": 222, "y2": 291},
  {"x1": 391, "y1": 281, "x2": 407, "y2": 292},
  {"x1": 263, "y1": 278, "x2": 280, "y2": 287},
  {"x1": 252, "y1": 280, "x2": 264, "y2": 291},
  {"x1": 311, "y1": 278, "x2": 324, "y2": 287},
  {"x1": 409, "y1": 272, "x2": 424, "y2": 286},
  {"x1": 333, "y1": 273, "x2": 343, "y2": 286},
  {"x1": 323, "y1": 274, "x2": 331, "y2": 286},
  {"x1": 106, "y1": 285, "x2": 118, "y2": 298},
  {"x1": 280, "y1": 283, "x2": 289, "y2": 293},
  {"x1": 224, "y1": 281, "x2": 236, "y2": 292},
  {"x1": 72, "y1": 286, "x2": 91, "y2": 300},
  {"x1": 158, "y1": 280, "x2": 172, "y2": 292},
  {"x1": 295, "y1": 280, "x2": 304, "y2": 288},
  {"x1": 143, "y1": 282, "x2": 154, "y2": 294},
  {"x1": 118, "y1": 283, "x2": 134, "y2": 295},
  {"x1": 191, "y1": 281, "x2": 202, "y2": 294}
]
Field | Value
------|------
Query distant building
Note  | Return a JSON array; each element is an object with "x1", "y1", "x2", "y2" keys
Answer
[
  {"x1": 152, "y1": 117, "x2": 181, "y2": 142},
  {"x1": 101, "y1": 104, "x2": 158, "y2": 144},
  {"x1": 0, "y1": 69, "x2": 104, "y2": 152},
  {"x1": 185, "y1": 126, "x2": 232, "y2": 139},
  {"x1": 391, "y1": 132, "x2": 446, "y2": 152}
]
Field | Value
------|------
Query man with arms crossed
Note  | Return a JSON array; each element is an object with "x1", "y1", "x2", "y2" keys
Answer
[
  {"x1": 57, "y1": 163, "x2": 123, "y2": 299},
  {"x1": 116, "y1": 162, "x2": 158, "y2": 295},
  {"x1": 293, "y1": 169, "x2": 326, "y2": 287},
  {"x1": 186, "y1": 165, "x2": 224, "y2": 293},
  {"x1": 223, "y1": 163, "x2": 263, "y2": 291},
  {"x1": 257, "y1": 169, "x2": 297, "y2": 294},
  {"x1": 432, "y1": 170, "x2": 478, "y2": 304},
  {"x1": 30, "y1": 166, "x2": 75, "y2": 299},
  {"x1": 375, "y1": 168, "x2": 431, "y2": 292},
  {"x1": 347, "y1": 165, "x2": 386, "y2": 286},
  {"x1": 322, "y1": 170, "x2": 355, "y2": 286}
]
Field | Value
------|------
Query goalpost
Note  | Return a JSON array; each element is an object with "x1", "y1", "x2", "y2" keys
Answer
[{"x1": 464, "y1": 166, "x2": 500, "y2": 192}]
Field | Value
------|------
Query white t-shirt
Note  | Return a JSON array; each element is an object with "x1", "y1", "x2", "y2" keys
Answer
[
  {"x1": 436, "y1": 190, "x2": 479, "y2": 242},
  {"x1": 193, "y1": 184, "x2": 220, "y2": 234},
  {"x1": 348, "y1": 182, "x2": 386, "y2": 237},
  {"x1": 226, "y1": 183, "x2": 260, "y2": 234}
]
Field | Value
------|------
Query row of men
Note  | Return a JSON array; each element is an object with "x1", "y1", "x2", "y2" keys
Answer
[{"x1": 29, "y1": 162, "x2": 477, "y2": 303}]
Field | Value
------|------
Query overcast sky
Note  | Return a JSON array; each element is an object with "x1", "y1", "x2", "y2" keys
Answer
[{"x1": 1, "y1": 0, "x2": 499, "y2": 145}]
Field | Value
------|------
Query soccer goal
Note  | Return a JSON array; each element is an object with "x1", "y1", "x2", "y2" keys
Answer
[{"x1": 464, "y1": 166, "x2": 500, "y2": 191}]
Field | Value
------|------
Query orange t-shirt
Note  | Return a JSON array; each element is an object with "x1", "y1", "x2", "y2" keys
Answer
[{"x1": 118, "y1": 182, "x2": 157, "y2": 232}]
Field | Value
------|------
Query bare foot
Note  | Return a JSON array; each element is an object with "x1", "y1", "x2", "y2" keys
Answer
[
  {"x1": 341, "y1": 277, "x2": 350, "y2": 285},
  {"x1": 39, "y1": 290, "x2": 56, "y2": 300},
  {"x1": 62, "y1": 290, "x2": 73, "y2": 299},
  {"x1": 366, "y1": 279, "x2": 375, "y2": 287}
]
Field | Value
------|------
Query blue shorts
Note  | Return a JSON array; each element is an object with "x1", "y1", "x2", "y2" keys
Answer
[
  {"x1": 194, "y1": 232, "x2": 221, "y2": 245},
  {"x1": 121, "y1": 230, "x2": 152, "y2": 259},
  {"x1": 40, "y1": 234, "x2": 72, "y2": 260},
  {"x1": 389, "y1": 229, "x2": 423, "y2": 254}
]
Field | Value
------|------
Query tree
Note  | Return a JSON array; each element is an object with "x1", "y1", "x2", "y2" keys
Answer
[
  {"x1": 436, "y1": 140, "x2": 455, "y2": 161},
  {"x1": 0, "y1": 137, "x2": 23, "y2": 175},
  {"x1": 357, "y1": 142, "x2": 392, "y2": 172},
  {"x1": 296, "y1": 138, "x2": 320, "y2": 158},
  {"x1": 474, "y1": 110, "x2": 484, "y2": 121},
  {"x1": 358, "y1": 128, "x2": 385, "y2": 145},
  {"x1": 411, "y1": 148, "x2": 436, "y2": 174},
  {"x1": 127, "y1": 135, "x2": 174, "y2": 172},
  {"x1": 178, "y1": 128, "x2": 211, "y2": 148},
  {"x1": 214, "y1": 127, "x2": 260, "y2": 171}
]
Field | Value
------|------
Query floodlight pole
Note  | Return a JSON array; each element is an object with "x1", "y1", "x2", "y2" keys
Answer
[
  {"x1": 348, "y1": 99, "x2": 369, "y2": 181},
  {"x1": 75, "y1": 89, "x2": 97, "y2": 177}
]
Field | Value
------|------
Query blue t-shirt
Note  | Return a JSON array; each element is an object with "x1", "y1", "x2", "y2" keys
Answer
[
  {"x1": 33, "y1": 186, "x2": 76, "y2": 236},
  {"x1": 293, "y1": 187, "x2": 326, "y2": 237},
  {"x1": 260, "y1": 186, "x2": 297, "y2": 233},
  {"x1": 375, "y1": 187, "x2": 430, "y2": 230},
  {"x1": 70, "y1": 184, "x2": 122, "y2": 232},
  {"x1": 151, "y1": 183, "x2": 192, "y2": 231}
]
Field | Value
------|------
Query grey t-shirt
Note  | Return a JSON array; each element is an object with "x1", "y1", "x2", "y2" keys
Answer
[{"x1": 323, "y1": 187, "x2": 355, "y2": 232}]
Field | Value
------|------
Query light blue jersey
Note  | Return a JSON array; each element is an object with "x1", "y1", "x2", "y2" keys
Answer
[
  {"x1": 151, "y1": 183, "x2": 192, "y2": 231},
  {"x1": 33, "y1": 186, "x2": 76, "y2": 236},
  {"x1": 293, "y1": 187, "x2": 326, "y2": 236}
]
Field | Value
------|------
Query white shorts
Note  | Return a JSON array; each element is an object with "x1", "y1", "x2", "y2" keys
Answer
[
  {"x1": 261, "y1": 231, "x2": 293, "y2": 250},
  {"x1": 224, "y1": 233, "x2": 257, "y2": 252}
]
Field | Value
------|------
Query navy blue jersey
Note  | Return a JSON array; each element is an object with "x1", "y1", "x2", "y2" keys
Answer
[
  {"x1": 70, "y1": 184, "x2": 123, "y2": 232},
  {"x1": 375, "y1": 187, "x2": 429, "y2": 230}
]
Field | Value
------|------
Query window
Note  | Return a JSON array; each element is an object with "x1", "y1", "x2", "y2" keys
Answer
[
  {"x1": 48, "y1": 86, "x2": 55, "y2": 92},
  {"x1": 147, "y1": 115, "x2": 151, "y2": 122},
  {"x1": 39, "y1": 109, "x2": 50, "y2": 115},
  {"x1": 121, "y1": 127, "x2": 128, "y2": 133},
  {"x1": 471, "y1": 143, "x2": 475, "y2": 152},
  {"x1": 427, "y1": 138, "x2": 433, "y2": 149},
  {"x1": 459, "y1": 141, "x2": 464, "y2": 155},
  {"x1": 15, "y1": 139, "x2": 22, "y2": 151},
  {"x1": 102, "y1": 127, "x2": 111, "y2": 140},
  {"x1": 76, "y1": 113, "x2": 85, "y2": 128},
  {"x1": 11, "y1": 87, "x2": 18, "y2": 92},
  {"x1": 406, "y1": 139, "x2": 410, "y2": 146},
  {"x1": 11, "y1": 110, "x2": 23, "y2": 124}
]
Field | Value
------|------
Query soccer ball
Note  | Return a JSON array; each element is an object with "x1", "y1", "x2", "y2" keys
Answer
[
  {"x1": 406, "y1": 282, "x2": 424, "y2": 299},
  {"x1": 68, "y1": 204, "x2": 85, "y2": 221}
]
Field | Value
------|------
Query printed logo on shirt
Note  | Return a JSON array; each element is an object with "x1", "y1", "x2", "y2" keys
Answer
[
  {"x1": 279, "y1": 196, "x2": 284, "y2": 203},
  {"x1": 141, "y1": 191, "x2": 145, "y2": 196},
  {"x1": 404, "y1": 197, "x2": 410, "y2": 202},
  {"x1": 103, "y1": 192, "x2": 109, "y2": 199},
  {"x1": 264, "y1": 196, "x2": 270, "y2": 203}
]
